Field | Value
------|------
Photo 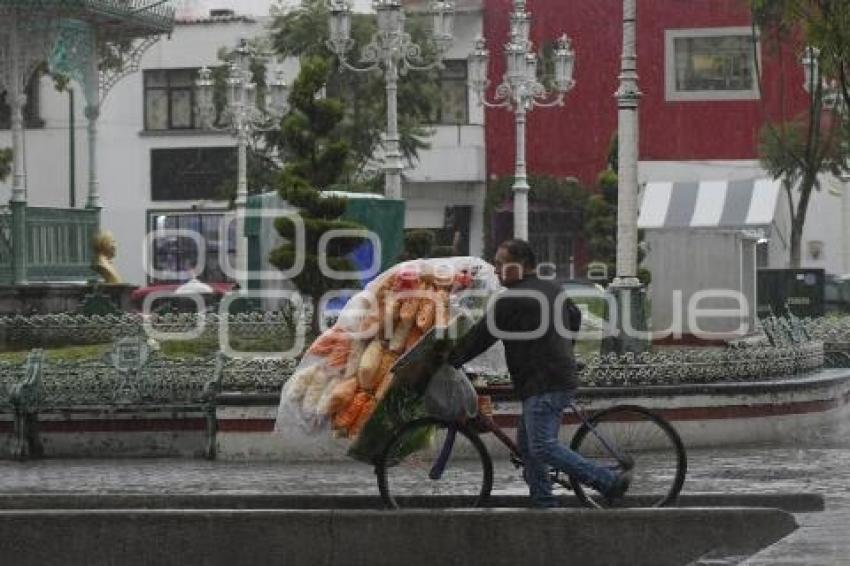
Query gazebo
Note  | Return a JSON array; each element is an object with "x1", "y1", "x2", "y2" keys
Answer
[{"x1": 0, "y1": 0, "x2": 175, "y2": 285}]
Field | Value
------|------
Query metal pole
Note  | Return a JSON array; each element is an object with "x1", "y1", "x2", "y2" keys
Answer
[
  {"x1": 843, "y1": 177, "x2": 850, "y2": 273},
  {"x1": 513, "y1": 102, "x2": 529, "y2": 240},
  {"x1": 235, "y1": 125, "x2": 249, "y2": 288},
  {"x1": 84, "y1": 104, "x2": 101, "y2": 210},
  {"x1": 603, "y1": 0, "x2": 647, "y2": 354},
  {"x1": 69, "y1": 87, "x2": 76, "y2": 208},
  {"x1": 384, "y1": 58, "x2": 403, "y2": 200},
  {"x1": 235, "y1": 118, "x2": 248, "y2": 208},
  {"x1": 9, "y1": 11, "x2": 27, "y2": 285},
  {"x1": 84, "y1": 38, "x2": 102, "y2": 211},
  {"x1": 613, "y1": 0, "x2": 641, "y2": 287}
]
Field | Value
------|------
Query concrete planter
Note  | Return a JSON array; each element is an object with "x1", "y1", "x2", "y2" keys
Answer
[
  {"x1": 216, "y1": 368, "x2": 850, "y2": 461},
  {"x1": 3, "y1": 367, "x2": 847, "y2": 461}
]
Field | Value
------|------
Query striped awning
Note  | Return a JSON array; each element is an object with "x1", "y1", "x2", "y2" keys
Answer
[{"x1": 638, "y1": 178, "x2": 781, "y2": 230}]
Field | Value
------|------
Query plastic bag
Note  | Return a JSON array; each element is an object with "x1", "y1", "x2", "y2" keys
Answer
[
  {"x1": 423, "y1": 364, "x2": 479, "y2": 421},
  {"x1": 275, "y1": 257, "x2": 500, "y2": 453}
]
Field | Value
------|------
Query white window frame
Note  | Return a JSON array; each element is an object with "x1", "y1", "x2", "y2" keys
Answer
[{"x1": 665, "y1": 27, "x2": 761, "y2": 102}]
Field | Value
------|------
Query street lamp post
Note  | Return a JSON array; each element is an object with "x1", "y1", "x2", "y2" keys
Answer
[
  {"x1": 603, "y1": 0, "x2": 647, "y2": 354},
  {"x1": 842, "y1": 172, "x2": 850, "y2": 274},
  {"x1": 613, "y1": 0, "x2": 641, "y2": 289},
  {"x1": 195, "y1": 39, "x2": 289, "y2": 288},
  {"x1": 467, "y1": 0, "x2": 575, "y2": 241},
  {"x1": 326, "y1": 0, "x2": 455, "y2": 200}
]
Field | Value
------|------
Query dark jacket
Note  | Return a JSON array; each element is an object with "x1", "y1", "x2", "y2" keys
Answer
[{"x1": 448, "y1": 275, "x2": 579, "y2": 399}]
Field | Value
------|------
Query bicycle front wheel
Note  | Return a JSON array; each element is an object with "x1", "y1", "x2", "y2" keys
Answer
[
  {"x1": 376, "y1": 418, "x2": 493, "y2": 509},
  {"x1": 569, "y1": 405, "x2": 687, "y2": 508}
]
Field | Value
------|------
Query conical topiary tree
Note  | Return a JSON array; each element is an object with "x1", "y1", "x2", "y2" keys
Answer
[{"x1": 269, "y1": 57, "x2": 366, "y2": 334}]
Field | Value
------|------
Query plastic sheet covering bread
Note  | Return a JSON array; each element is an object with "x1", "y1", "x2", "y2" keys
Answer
[{"x1": 274, "y1": 257, "x2": 500, "y2": 463}]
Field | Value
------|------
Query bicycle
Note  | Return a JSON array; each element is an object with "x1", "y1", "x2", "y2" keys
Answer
[{"x1": 375, "y1": 394, "x2": 687, "y2": 509}]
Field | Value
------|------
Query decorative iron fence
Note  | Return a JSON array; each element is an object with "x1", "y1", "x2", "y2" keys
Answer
[
  {"x1": 586, "y1": 341, "x2": 823, "y2": 387},
  {"x1": 34, "y1": 354, "x2": 297, "y2": 403},
  {"x1": 0, "y1": 313, "x2": 837, "y2": 396},
  {"x1": 218, "y1": 356, "x2": 297, "y2": 394},
  {"x1": 802, "y1": 316, "x2": 850, "y2": 368},
  {"x1": 0, "y1": 311, "x2": 298, "y2": 349},
  {"x1": 0, "y1": 359, "x2": 20, "y2": 407}
]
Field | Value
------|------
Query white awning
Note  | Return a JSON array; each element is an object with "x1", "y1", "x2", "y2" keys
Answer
[{"x1": 638, "y1": 178, "x2": 781, "y2": 229}]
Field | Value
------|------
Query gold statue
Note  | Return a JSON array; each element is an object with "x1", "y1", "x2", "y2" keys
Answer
[{"x1": 91, "y1": 230, "x2": 122, "y2": 284}]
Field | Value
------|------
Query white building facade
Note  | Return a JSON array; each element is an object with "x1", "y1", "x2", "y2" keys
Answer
[
  {"x1": 2, "y1": 1, "x2": 845, "y2": 290},
  {"x1": 0, "y1": 5, "x2": 486, "y2": 287}
]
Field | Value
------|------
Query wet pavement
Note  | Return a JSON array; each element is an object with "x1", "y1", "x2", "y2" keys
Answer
[{"x1": 0, "y1": 445, "x2": 848, "y2": 564}]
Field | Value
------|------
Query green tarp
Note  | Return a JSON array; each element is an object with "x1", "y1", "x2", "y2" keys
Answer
[
  {"x1": 245, "y1": 191, "x2": 405, "y2": 291},
  {"x1": 341, "y1": 196, "x2": 405, "y2": 272}
]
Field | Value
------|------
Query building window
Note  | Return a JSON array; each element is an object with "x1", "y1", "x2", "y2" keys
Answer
[
  {"x1": 0, "y1": 73, "x2": 43, "y2": 129},
  {"x1": 431, "y1": 60, "x2": 468, "y2": 125},
  {"x1": 147, "y1": 212, "x2": 236, "y2": 283},
  {"x1": 665, "y1": 27, "x2": 760, "y2": 101},
  {"x1": 442, "y1": 205, "x2": 471, "y2": 255},
  {"x1": 144, "y1": 68, "x2": 199, "y2": 130},
  {"x1": 151, "y1": 147, "x2": 236, "y2": 201}
]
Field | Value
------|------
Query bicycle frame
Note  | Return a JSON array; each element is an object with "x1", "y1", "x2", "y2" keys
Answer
[
  {"x1": 429, "y1": 426, "x2": 458, "y2": 480},
  {"x1": 426, "y1": 399, "x2": 634, "y2": 482}
]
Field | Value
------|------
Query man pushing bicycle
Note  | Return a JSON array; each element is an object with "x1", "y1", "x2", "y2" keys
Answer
[{"x1": 447, "y1": 239, "x2": 632, "y2": 507}]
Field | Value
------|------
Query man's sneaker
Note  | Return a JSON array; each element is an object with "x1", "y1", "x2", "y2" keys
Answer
[{"x1": 604, "y1": 470, "x2": 632, "y2": 503}]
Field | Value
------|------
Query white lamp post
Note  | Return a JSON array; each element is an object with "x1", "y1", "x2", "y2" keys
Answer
[
  {"x1": 195, "y1": 39, "x2": 289, "y2": 287},
  {"x1": 842, "y1": 170, "x2": 850, "y2": 274},
  {"x1": 327, "y1": 0, "x2": 455, "y2": 200},
  {"x1": 602, "y1": 0, "x2": 648, "y2": 354},
  {"x1": 612, "y1": 0, "x2": 641, "y2": 288},
  {"x1": 467, "y1": 0, "x2": 575, "y2": 240}
]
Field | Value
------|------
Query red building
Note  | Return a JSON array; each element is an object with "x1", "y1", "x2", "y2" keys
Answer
[
  {"x1": 483, "y1": 0, "x2": 808, "y2": 184},
  {"x1": 481, "y1": 0, "x2": 811, "y2": 273}
]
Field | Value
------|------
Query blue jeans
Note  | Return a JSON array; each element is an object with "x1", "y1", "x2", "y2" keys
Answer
[{"x1": 517, "y1": 390, "x2": 617, "y2": 508}]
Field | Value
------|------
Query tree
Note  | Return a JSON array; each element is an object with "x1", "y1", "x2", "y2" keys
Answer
[
  {"x1": 751, "y1": 1, "x2": 850, "y2": 267},
  {"x1": 751, "y1": 0, "x2": 850, "y2": 110},
  {"x1": 270, "y1": 0, "x2": 441, "y2": 185},
  {"x1": 398, "y1": 228, "x2": 456, "y2": 260},
  {"x1": 268, "y1": 57, "x2": 366, "y2": 333},
  {"x1": 584, "y1": 170, "x2": 618, "y2": 270},
  {"x1": 583, "y1": 135, "x2": 650, "y2": 284},
  {"x1": 759, "y1": 112, "x2": 847, "y2": 266},
  {"x1": 0, "y1": 148, "x2": 11, "y2": 182}
]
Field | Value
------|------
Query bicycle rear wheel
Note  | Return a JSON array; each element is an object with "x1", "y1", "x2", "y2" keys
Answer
[
  {"x1": 569, "y1": 405, "x2": 687, "y2": 508},
  {"x1": 376, "y1": 418, "x2": 493, "y2": 509}
]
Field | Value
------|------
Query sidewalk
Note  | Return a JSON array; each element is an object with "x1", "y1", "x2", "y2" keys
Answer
[
  {"x1": 741, "y1": 503, "x2": 850, "y2": 566},
  {"x1": 0, "y1": 446, "x2": 848, "y2": 564}
]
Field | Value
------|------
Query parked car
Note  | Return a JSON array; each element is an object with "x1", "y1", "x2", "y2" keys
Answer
[{"x1": 131, "y1": 281, "x2": 237, "y2": 314}]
